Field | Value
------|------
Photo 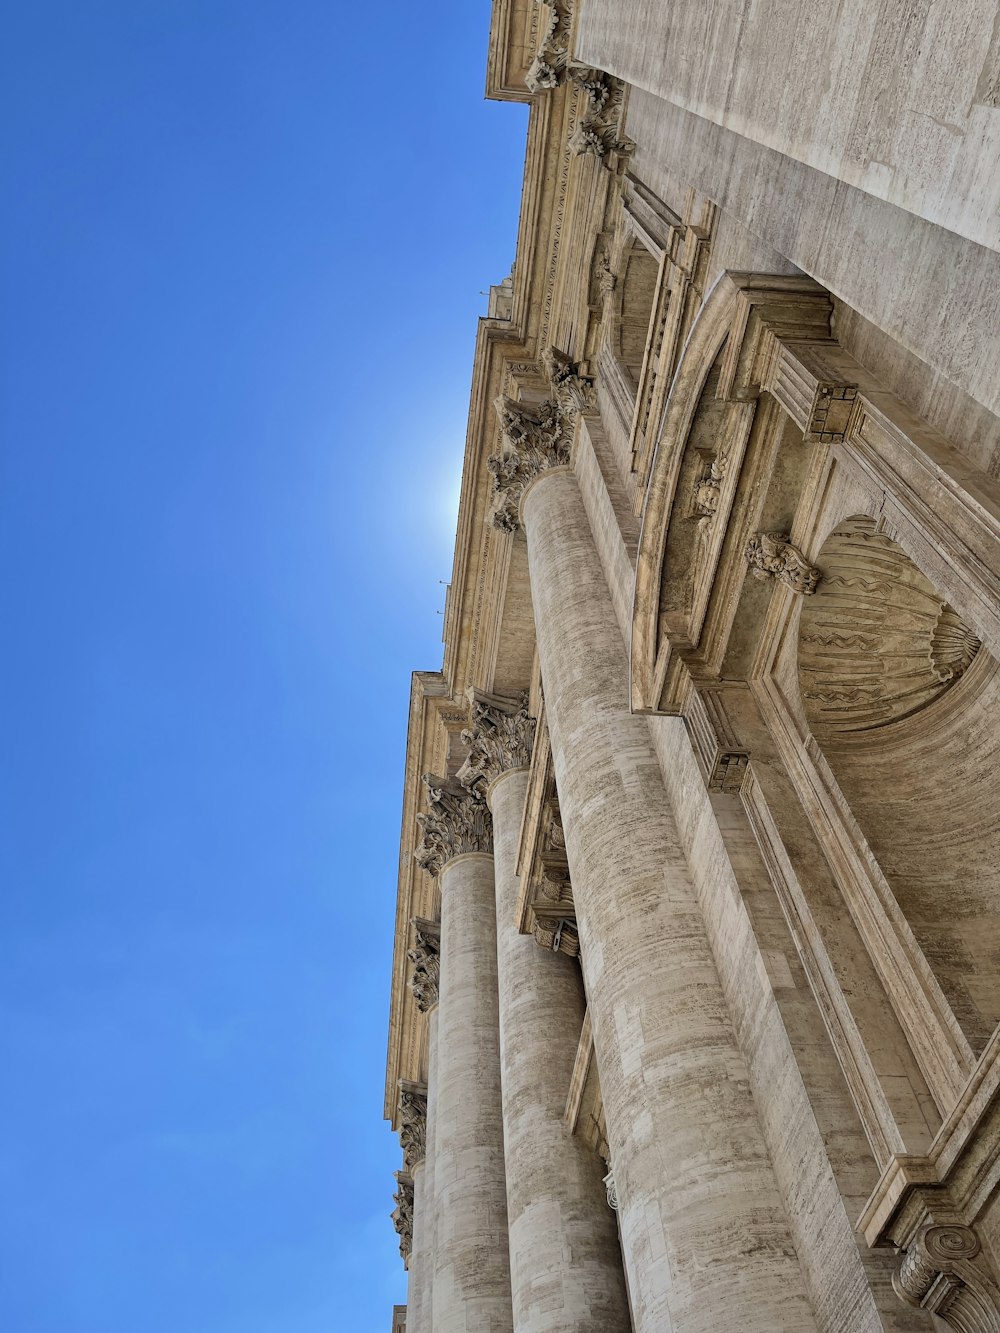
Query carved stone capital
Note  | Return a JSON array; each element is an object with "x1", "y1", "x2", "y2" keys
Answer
[
  {"x1": 525, "y1": 0, "x2": 572, "y2": 93},
  {"x1": 568, "y1": 65, "x2": 632, "y2": 164},
  {"x1": 541, "y1": 345, "x2": 596, "y2": 419},
  {"x1": 744, "y1": 531, "x2": 821, "y2": 595},
  {"x1": 457, "y1": 691, "x2": 536, "y2": 794},
  {"x1": 397, "y1": 1080, "x2": 428, "y2": 1173},
  {"x1": 407, "y1": 917, "x2": 440, "y2": 1013},
  {"x1": 489, "y1": 396, "x2": 572, "y2": 532},
  {"x1": 391, "y1": 1170, "x2": 414, "y2": 1266},
  {"x1": 414, "y1": 773, "x2": 493, "y2": 876}
]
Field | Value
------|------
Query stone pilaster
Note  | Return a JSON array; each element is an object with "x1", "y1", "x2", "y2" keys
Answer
[
  {"x1": 519, "y1": 466, "x2": 817, "y2": 1333},
  {"x1": 491, "y1": 763, "x2": 632, "y2": 1332},
  {"x1": 414, "y1": 775, "x2": 512, "y2": 1333},
  {"x1": 406, "y1": 1007, "x2": 439, "y2": 1333}
]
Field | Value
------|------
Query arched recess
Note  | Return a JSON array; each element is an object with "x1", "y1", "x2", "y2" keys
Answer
[
  {"x1": 798, "y1": 517, "x2": 1000, "y2": 1055},
  {"x1": 610, "y1": 239, "x2": 659, "y2": 390},
  {"x1": 630, "y1": 273, "x2": 741, "y2": 712}
]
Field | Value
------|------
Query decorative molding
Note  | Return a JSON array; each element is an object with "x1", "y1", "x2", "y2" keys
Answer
[
  {"x1": 397, "y1": 1080, "x2": 428, "y2": 1173},
  {"x1": 391, "y1": 1171, "x2": 414, "y2": 1266},
  {"x1": 414, "y1": 773, "x2": 493, "y2": 876},
  {"x1": 745, "y1": 532, "x2": 821, "y2": 595},
  {"x1": 541, "y1": 345, "x2": 596, "y2": 419},
  {"x1": 489, "y1": 396, "x2": 572, "y2": 532},
  {"x1": 406, "y1": 917, "x2": 440, "y2": 1013},
  {"x1": 457, "y1": 691, "x2": 536, "y2": 793},
  {"x1": 525, "y1": 0, "x2": 572, "y2": 93}
]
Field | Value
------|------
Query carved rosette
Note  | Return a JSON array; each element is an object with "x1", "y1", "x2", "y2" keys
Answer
[
  {"x1": 397, "y1": 1081, "x2": 428, "y2": 1173},
  {"x1": 541, "y1": 346, "x2": 596, "y2": 420},
  {"x1": 745, "y1": 531, "x2": 821, "y2": 595},
  {"x1": 414, "y1": 773, "x2": 493, "y2": 876},
  {"x1": 568, "y1": 65, "x2": 632, "y2": 163},
  {"x1": 489, "y1": 396, "x2": 572, "y2": 532},
  {"x1": 407, "y1": 917, "x2": 441, "y2": 1013},
  {"x1": 391, "y1": 1170, "x2": 414, "y2": 1265},
  {"x1": 457, "y1": 692, "x2": 536, "y2": 794},
  {"x1": 525, "y1": 0, "x2": 572, "y2": 93}
]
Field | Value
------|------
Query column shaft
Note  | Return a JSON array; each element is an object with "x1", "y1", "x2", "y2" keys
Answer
[
  {"x1": 522, "y1": 470, "x2": 816, "y2": 1333},
  {"x1": 433, "y1": 852, "x2": 513, "y2": 1333},
  {"x1": 406, "y1": 1007, "x2": 438, "y2": 1333},
  {"x1": 491, "y1": 767, "x2": 631, "y2": 1333}
]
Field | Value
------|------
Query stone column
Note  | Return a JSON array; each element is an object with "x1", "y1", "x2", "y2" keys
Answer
[
  {"x1": 488, "y1": 398, "x2": 816, "y2": 1332},
  {"x1": 415, "y1": 774, "x2": 513, "y2": 1333},
  {"x1": 460, "y1": 692, "x2": 632, "y2": 1333},
  {"x1": 404, "y1": 919, "x2": 441, "y2": 1333}
]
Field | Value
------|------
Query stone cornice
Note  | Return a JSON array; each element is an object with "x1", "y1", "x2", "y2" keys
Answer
[
  {"x1": 457, "y1": 690, "x2": 536, "y2": 794},
  {"x1": 414, "y1": 774, "x2": 494, "y2": 876}
]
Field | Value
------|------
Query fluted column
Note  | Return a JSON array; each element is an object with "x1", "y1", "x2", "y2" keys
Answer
[
  {"x1": 489, "y1": 401, "x2": 815, "y2": 1331},
  {"x1": 415, "y1": 775, "x2": 513, "y2": 1333},
  {"x1": 461, "y1": 692, "x2": 632, "y2": 1332},
  {"x1": 404, "y1": 919, "x2": 441, "y2": 1333}
]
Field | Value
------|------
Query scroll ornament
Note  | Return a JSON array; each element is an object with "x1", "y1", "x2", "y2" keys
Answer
[{"x1": 744, "y1": 531, "x2": 821, "y2": 595}]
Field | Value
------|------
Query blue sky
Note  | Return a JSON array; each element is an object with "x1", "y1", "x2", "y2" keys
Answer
[{"x1": 0, "y1": 4, "x2": 527, "y2": 1329}]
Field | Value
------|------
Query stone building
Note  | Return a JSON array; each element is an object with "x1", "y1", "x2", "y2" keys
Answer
[{"x1": 383, "y1": 2, "x2": 1000, "y2": 1329}]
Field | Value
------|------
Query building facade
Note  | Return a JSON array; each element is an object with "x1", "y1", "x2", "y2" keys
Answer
[{"x1": 384, "y1": 2, "x2": 1000, "y2": 1329}]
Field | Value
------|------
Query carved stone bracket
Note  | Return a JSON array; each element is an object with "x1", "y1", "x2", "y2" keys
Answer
[
  {"x1": 744, "y1": 532, "x2": 821, "y2": 595},
  {"x1": 489, "y1": 396, "x2": 572, "y2": 532},
  {"x1": 533, "y1": 914, "x2": 580, "y2": 957},
  {"x1": 525, "y1": 0, "x2": 572, "y2": 93},
  {"x1": 457, "y1": 691, "x2": 536, "y2": 794},
  {"x1": 407, "y1": 917, "x2": 440, "y2": 1013},
  {"x1": 568, "y1": 65, "x2": 632, "y2": 164},
  {"x1": 397, "y1": 1080, "x2": 428, "y2": 1173},
  {"x1": 541, "y1": 345, "x2": 596, "y2": 419},
  {"x1": 414, "y1": 773, "x2": 493, "y2": 876},
  {"x1": 391, "y1": 1170, "x2": 414, "y2": 1266}
]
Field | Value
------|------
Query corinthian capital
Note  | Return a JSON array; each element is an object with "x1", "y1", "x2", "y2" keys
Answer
[
  {"x1": 457, "y1": 691, "x2": 536, "y2": 794},
  {"x1": 414, "y1": 773, "x2": 493, "y2": 876},
  {"x1": 391, "y1": 1170, "x2": 414, "y2": 1265},
  {"x1": 407, "y1": 917, "x2": 440, "y2": 1013},
  {"x1": 397, "y1": 1080, "x2": 428, "y2": 1172},
  {"x1": 541, "y1": 346, "x2": 596, "y2": 419},
  {"x1": 525, "y1": 0, "x2": 572, "y2": 93},
  {"x1": 488, "y1": 396, "x2": 572, "y2": 532}
]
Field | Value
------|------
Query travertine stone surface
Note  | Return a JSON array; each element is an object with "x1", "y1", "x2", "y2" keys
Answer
[
  {"x1": 433, "y1": 851, "x2": 513, "y2": 1333},
  {"x1": 407, "y1": 1006, "x2": 438, "y2": 1333},
  {"x1": 490, "y1": 766, "x2": 631, "y2": 1333},
  {"x1": 521, "y1": 468, "x2": 818, "y2": 1333}
]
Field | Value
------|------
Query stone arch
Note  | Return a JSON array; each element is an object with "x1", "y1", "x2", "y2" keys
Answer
[{"x1": 797, "y1": 517, "x2": 1000, "y2": 1054}]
